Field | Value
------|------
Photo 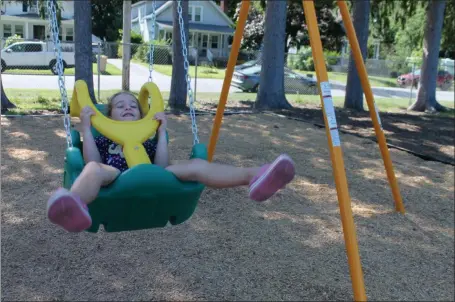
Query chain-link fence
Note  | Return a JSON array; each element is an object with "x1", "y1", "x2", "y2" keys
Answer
[{"x1": 2, "y1": 38, "x2": 454, "y2": 112}]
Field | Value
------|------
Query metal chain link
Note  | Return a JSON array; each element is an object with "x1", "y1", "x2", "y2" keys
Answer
[
  {"x1": 177, "y1": 0, "x2": 199, "y2": 145},
  {"x1": 148, "y1": 0, "x2": 157, "y2": 82},
  {"x1": 47, "y1": 0, "x2": 72, "y2": 148}
]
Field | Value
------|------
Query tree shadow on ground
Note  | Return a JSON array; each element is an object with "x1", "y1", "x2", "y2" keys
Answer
[
  {"x1": 199, "y1": 99, "x2": 454, "y2": 165},
  {"x1": 1, "y1": 114, "x2": 453, "y2": 301}
]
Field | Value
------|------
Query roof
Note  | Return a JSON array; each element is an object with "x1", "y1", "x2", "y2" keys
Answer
[
  {"x1": 132, "y1": 1, "x2": 166, "y2": 9},
  {"x1": 156, "y1": 21, "x2": 233, "y2": 34},
  {"x1": 144, "y1": 1, "x2": 234, "y2": 27},
  {"x1": 4, "y1": 13, "x2": 72, "y2": 20}
]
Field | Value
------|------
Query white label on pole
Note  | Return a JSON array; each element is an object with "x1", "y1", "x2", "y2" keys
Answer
[
  {"x1": 320, "y1": 81, "x2": 331, "y2": 97},
  {"x1": 373, "y1": 101, "x2": 383, "y2": 129},
  {"x1": 330, "y1": 129, "x2": 341, "y2": 147},
  {"x1": 323, "y1": 97, "x2": 338, "y2": 130}
]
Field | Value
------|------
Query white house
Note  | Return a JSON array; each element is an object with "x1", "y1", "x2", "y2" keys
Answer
[
  {"x1": 131, "y1": 0, "x2": 234, "y2": 59},
  {"x1": 0, "y1": 0, "x2": 102, "y2": 46},
  {"x1": 0, "y1": 0, "x2": 75, "y2": 41}
]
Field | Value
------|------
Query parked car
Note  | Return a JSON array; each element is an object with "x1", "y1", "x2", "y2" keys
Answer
[
  {"x1": 1, "y1": 41, "x2": 75, "y2": 74},
  {"x1": 232, "y1": 65, "x2": 318, "y2": 94},
  {"x1": 397, "y1": 69, "x2": 454, "y2": 90},
  {"x1": 234, "y1": 59, "x2": 259, "y2": 71}
]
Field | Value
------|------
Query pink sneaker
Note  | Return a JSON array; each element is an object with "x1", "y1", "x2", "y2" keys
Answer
[
  {"x1": 249, "y1": 154, "x2": 295, "y2": 202},
  {"x1": 47, "y1": 188, "x2": 92, "y2": 232}
]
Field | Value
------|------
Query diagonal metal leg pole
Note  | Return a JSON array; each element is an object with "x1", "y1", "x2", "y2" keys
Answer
[
  {"x1": 207, "y1": 0, "x2": 250, "y2": 162},
  {"x1": 302, "y1": 1, "x2": 367, "y2": 300},
  {"x1": 337, "y1": 0, "x2": 405, "y2": 214}
]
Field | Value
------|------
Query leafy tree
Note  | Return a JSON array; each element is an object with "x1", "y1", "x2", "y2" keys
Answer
[
  {"x1": 169, "y1": 0, "x2": 189, "y2": 110},
  {"x1": 409, "y1": 0, "x2": 448, "y2": 112},
  {"x1": 344, "y1": 0, "x2": 371, "y2": 111},
  {"x1": 286, "y1": 0, "x2": 344, "y2": 53},
  {"x1": 233, "y1": 0, "x2": 344, "y2": 52},
  {"x1": 92, "y1": 0, "x2": 124, "y2": 42},
  {"x1": 74, "y1": 1, "x2": 96, "y2": 102},
  {"x1": 233, "y1": 1, "x2": 265, "y2": 51},
  {"x1": 256, "y1": 0, "x2": 292, "y2": 109},
  {"x1": 1, "y1": 75, "x2": 16, "y2": 113},
  {"x1": 370, "y1": 0, "x2": 450, "y2": 111}
]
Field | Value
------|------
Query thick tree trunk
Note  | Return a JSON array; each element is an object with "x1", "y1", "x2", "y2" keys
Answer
[
  {"x1": 169, "y1": 0, "x2": 189, "y2": 110},
  {"x1": 74, "y1": 1, "x2": 96, "y2": 103},
  {"x1": 1, "y1": 74, "x2": 16, "y2": 113},
  {"x1": 408, "y1": 0, "x2": 447, "y2": 112},
  {"x1": 255, "y1": 0, "x2": 292, "y2": 109},
  {"x1": 122, "y1": 0, "x2": 132, "y2": 91},
  {"x1": 344, "y1": 0, "x2": 370, "y2": 111}
]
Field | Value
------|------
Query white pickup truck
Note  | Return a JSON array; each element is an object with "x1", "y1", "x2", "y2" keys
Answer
[{"x1": 1, "y1": 41, "x2": 75, "y2": 75}]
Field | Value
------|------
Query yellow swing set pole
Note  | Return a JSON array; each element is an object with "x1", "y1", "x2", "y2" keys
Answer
[
  {"x1": 207, "y1": 0, "x2": 250, "y2": 162},
  {"x1": 337, "y1": 0, "x2": 405, "y2": 214},
  {"x1": 302, "y1": 1, "x2": 367, "y2": 300}
]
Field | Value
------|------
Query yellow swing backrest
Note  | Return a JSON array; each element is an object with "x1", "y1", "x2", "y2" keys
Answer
[{"x1": 69, "y1": 80, "x2": 164, "y2": 168}]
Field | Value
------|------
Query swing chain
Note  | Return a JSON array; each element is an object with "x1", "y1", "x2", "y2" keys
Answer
[
  {"x1": 148, "y1": 0, "x2": 157, "y2": 82},
  {"x1": 47, "y1": 0, "x2": 72, "y2": 148},
  {"x1": 177, "y1": 0, "x2": 199, "y2": 145}
]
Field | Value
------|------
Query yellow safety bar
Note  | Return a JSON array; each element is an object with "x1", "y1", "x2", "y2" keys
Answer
[{"x1": 70, "y1": 80, "x2": 164, "y2": 168}]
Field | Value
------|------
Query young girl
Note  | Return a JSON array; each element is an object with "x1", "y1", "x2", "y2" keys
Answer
[{"x1": 47, "y1": 91, "x2": 296, "y2": 232}]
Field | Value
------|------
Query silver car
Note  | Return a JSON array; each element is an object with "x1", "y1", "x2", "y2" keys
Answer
[{"x1": 232, "y1": 65, "x2": 318, "y2": 94}]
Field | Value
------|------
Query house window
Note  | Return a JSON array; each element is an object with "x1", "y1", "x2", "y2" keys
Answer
[
  {"x1": 23, "y1": 2, "x2": 28, "y2": 12},
  {"x1": 3, "y1": 24, "x2": 12, "y2": 38},
  {"x1": 30, "y1": 0, "x2": 38, "y2": 12},
  {"x1": 189, "y1": 32, "x2": 194, "y2": 46},
  {"x1": 189, "y1": 6, "x2": 202, "y2": 22},
  {"x1": 66, "y1": 27, "x2": 74, "y2": 41},
  {"x1": 194, "y1": 7, "x2": 202, "y2": 22},
  {"x1": 210, "y1": 35, "x2": 218, "y2": 49},
  {"x1": 15, "y1": 25, "x2": 24, "y2": 38},
  {"x1": 158, "y1": 29, "x2": 165, "y2": 41}
]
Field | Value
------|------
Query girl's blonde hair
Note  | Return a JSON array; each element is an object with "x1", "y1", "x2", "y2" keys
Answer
[{"x1": 107, "y1": 91, "x2": 143, "y2": 118}]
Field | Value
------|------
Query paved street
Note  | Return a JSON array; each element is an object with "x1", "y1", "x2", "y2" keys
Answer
[{"x1": 2, "y1": 59, "x2": 454, "y2": 101}]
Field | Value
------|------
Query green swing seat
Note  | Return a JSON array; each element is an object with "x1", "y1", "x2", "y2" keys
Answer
[{"x1": 63, "y1": 104, "x2": 207, "y2": 233}]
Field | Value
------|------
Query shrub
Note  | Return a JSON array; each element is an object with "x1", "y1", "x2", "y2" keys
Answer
[
  {"x1": 133, "y1": 40, "x2": 171, "y2": 65},
  {"x1": 117, "y1": 30, "x2": 144, "y2": 58},
  {"x1": 4, "y1": 35, "x2": 23, "y2": 48}
]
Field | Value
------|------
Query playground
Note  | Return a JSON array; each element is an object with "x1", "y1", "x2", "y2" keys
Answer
[
  {"x1": 2, "y1": 0, "x2": 454, "y2": 300},
  {"x1": 1, "y1": 112, "x2": 454, "y2": 301}
]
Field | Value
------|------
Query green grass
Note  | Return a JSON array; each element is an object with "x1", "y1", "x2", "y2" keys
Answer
[
  {"x1": 293, "y1": 70, "x2": 399, "y2": 88},
  {"x1": 293, "y1": 70, "x2": 454, "y2": 92},
  {"x1": 4, "y1": 63, "x2": 122, "y2": 76},
  {"x1": 3, "y1": 88, "x2": 454, "y2": 117},
  {"x1": 135, "y1": 61, "x2": 226, "y2": 79}
]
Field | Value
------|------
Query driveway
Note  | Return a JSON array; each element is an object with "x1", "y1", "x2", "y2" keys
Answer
[{"x1": 2, "y1": 60, "x2": 453, "y2": 102}]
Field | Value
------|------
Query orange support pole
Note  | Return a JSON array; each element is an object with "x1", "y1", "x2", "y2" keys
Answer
[
  {"x1": 302, "y1": 1, "x2": 367, "y2": 301},
  {"x1": 337, "y1": 0, "x2": 405, "y2": 214},
  {"x1": 207, "y1": 0, "x2": 250, "y2": 162}
]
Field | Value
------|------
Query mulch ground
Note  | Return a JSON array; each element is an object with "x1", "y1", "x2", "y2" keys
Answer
[
  {"x1": 1, "y1": 113, "x2": 454, "y2": 301},
  {"x1": 197, "y1": 99, "x2": 455, "y2": 166}
]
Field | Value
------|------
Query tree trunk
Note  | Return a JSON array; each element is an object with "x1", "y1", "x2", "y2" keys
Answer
[
  {"x1": 74, "y1": 0, "x2": 96, "y2": 103},
  {"x1": 344, "y1": 0, "x2": 370, "y2": 111},
  {"x1": 1, "y1": 74, "x2": 16, "y2": 113},
  {"x1": 408, "y1": 0, "x2": 447, "y2": 112},
  {"x1": 122, "y1": 0, "x2": 132, "y2": 91},
  {"x1": 255, "y1": 0, "x2": 292, "y2": 109},
  {"x1": 168, "y1": 0, "x2": 189, "y2": 110}
]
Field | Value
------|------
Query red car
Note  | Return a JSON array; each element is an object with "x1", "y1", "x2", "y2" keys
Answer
[{"x1": 397, "y1": 69, "x2": 454, "y2": 90}]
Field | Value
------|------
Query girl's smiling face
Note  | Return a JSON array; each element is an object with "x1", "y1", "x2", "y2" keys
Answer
[{"x1": 109, "y1": 93, "x2": 141, "y2": 121}]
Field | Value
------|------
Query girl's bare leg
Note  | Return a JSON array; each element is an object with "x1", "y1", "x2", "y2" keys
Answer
[
  {"x1": 166, "y1": 154, "x2": 295, "y2": 201},
  {"x1": 70, "y1": 162, "x2": 121, "y2": 204},
  {"x1": 47, "y1": 162, "x2": 120, "y2": 232},
  {"x1": 166, "y1": 159, "x2": 260, "y2": 188}
]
